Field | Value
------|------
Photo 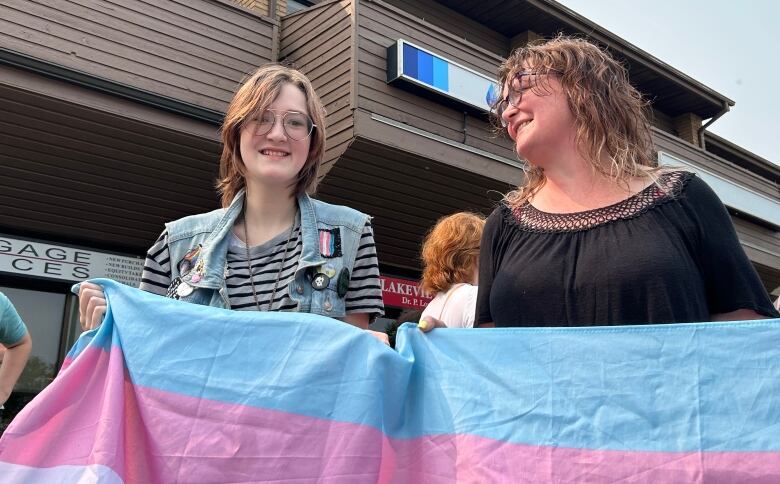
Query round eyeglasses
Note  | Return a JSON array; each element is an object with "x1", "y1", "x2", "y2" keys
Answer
[
  {"x1": 495, "y1": 70, "x2": 560, "y2": 127},
  {"x1": 252, "y1": 109, "x2": 316, "y2": 141}
]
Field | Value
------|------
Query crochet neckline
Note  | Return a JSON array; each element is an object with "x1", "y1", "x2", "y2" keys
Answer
[{"x1": 504, "y1": 171, "x2": 693, "y2": 234}]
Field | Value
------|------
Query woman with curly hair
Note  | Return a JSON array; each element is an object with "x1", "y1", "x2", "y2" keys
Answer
[
  {"x1": 418, "y1": 212, "x2": 485, "y2": 329},
  {"x1": 468, "y1": 35, "x2": 779, "y2": 327}
]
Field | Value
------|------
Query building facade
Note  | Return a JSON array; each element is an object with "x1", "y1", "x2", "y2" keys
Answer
[{"x1": 1, "y1": 0, "x2": 778, "y2": 419}]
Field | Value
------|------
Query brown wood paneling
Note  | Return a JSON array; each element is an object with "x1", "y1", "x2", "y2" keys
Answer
[
  {"x1": 280, "y1": 3, "x2": 350, "y2": 58},
  {"x1": 359, "y1": 3, "x2": 501, "y2": 72},
  {"x1": 755, "y1": 263, "x2": 780, "y2": 296},
  {"x1": 356, "y1": 0, "x2": 515, "y2": 162},
  {"x1": 382, "y1": 0, "x2": 508, "y2": 56},
  {"x1": 234, "y1": 0, "x2": 270, "y2": 16},
  {"x1": 317, "y1": 138, "x2": 512, "y2": 271},
  {"x1": 732, "y1": 217, "x2": 780, "y2": 268},
  {"x1": 733, "y1": 217, "x2": 780, "y2": 294},
  {"x1": 0, "y1": 78, "x2": 221, "y2": 253},
  {"x1": 0, "y1": 0, "x2": 276, "y2": 112},
  {"x1": 280, "y1": 0, "x2": 355, "y2": 178},
  {"x1": 353, "y1": 108, "x2": 523, "y2": 184}
]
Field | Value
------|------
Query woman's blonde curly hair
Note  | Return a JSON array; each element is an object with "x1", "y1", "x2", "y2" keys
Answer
[
  {"x1": 497, "y1": 35, "x2": 659, "y2": 208},
  {"x1": 420, "y1": 212, "x2": 486, "y2": 294}
]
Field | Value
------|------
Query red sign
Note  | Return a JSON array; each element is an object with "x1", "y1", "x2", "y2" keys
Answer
[{"x1": 380, "y1": 275, "x2": 433, "y2": 310}]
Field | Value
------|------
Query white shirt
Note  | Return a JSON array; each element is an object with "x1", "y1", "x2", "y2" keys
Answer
[{"x1": 421, "y1": 283, "x2": 478, "y2": 328}]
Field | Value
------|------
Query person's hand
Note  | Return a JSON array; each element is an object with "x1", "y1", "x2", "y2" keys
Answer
[
  {"x1": 417, "y1": 316, "x2": 446, "y2": 333},
  {"x1": 0, "y1": 387, "x2": 10, "y2": 407},
  {"x1": 79, "y1": 282, "x2": 107, "y2": 331},
  {"x1": 367, "y1": 330, "x2": 390, "y2": 346}
]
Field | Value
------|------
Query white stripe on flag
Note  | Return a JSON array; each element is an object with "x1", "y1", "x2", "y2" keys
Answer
[{"x1": 0, "y1": 462, "x2": 124, "y2": 484}]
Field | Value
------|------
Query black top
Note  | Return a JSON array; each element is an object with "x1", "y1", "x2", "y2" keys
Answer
[{"x1": 476, "y1": 171, "x2": 780, "y2": 327}]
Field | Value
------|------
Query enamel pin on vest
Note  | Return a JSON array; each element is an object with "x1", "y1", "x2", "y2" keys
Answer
[
  {"x1": 176, "y1": 280, "x2": 194, "y2": 297},
  {"x1": 177, "y1": 245, "x2": 202, "y2": 275},
  {"x1": 336, "y1": 268, "x2": 350, "y2": 298},
  {"x1": 174, "y1": 245, "x2": 205, "y2": 293},
  {"x1": 322, "y1": 264, "x2": 337, "y2": 278},
  {"x1": 311, "y1": 273, "x2": 330, "y2": 291}
]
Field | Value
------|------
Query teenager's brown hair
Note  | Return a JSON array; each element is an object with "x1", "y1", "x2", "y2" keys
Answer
[{"x1": 216, "y1": 65, "x2": 326, "y2": 207}]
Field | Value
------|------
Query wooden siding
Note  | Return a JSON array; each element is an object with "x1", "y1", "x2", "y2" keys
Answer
[
  {"x1": 755, "y1": 263, "x2": 780, "y2": 296},
  {"x1": 732, "y1": 217, "x2": 780, "y2": 272},
  {"x1": 382, "y1": 0, "x2": 508, "y2": 56},
  {"x1": 280, "y1": 0, "x2": 355, "y2": 178},
  {"x1": 232, "y1": 0, "x2": 288, "y2": 17},
  {"x1": 0, "y1": 71, "x2": 221, "y2": 253},
  {"x1": 234, "y1": 0, "x2": 270, "y2": 16},
  {"x1": 356, "y1": 0, "x2": 516, "y2": 161},
  {"x1": 317, "y1": 139, "x2": 512, "y2": 270},
  {"x1": 0, "y1": 0, "x2": 276, "y2": 112}
]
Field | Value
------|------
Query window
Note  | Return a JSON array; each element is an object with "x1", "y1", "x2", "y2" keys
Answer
[
  {"x1": 286, "y1": 0, "x2": 313, "y2": 14},
  {"x1": 0, "y1": 286, "x2": 66, "y2": 394}
]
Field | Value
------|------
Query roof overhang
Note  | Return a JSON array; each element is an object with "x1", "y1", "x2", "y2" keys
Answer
[
  {"x1": 703, "y1": 131, "x2": 780, "y2": 185},
  {"x1": 435, "y1": 0, "x2": 734, "y2": 119}
]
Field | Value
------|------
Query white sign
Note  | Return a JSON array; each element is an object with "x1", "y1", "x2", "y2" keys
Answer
[
  {"x1": 658, "y1": 152, "x2": 780, "y2": 228},
  {"x1": 387, "y1": 39, "x2": 500, "y2": 113},
  {"x1": 0, "y1": 236, "x2": 144, "y2": 287}
]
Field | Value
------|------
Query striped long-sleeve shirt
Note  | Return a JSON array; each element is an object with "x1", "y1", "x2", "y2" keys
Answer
[{"x1": 139, "y1": 219, "x2": 384, "y2": 318}]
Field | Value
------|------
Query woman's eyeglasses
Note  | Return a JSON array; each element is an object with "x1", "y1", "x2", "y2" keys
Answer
[
  {"x1": 251, "y1": 109, "x2": 316, "y2": 140},
  {"x1": 495, "y1": 70, "x2": 560, "y2": 127}
]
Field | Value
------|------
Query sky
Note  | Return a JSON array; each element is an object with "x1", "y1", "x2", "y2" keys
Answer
[{"x1": 557, "y1": 0, "x2": 779, "y2": 165}]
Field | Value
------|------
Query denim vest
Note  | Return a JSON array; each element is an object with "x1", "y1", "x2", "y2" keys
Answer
[{"x1": 164, "y1": 189, "x2": 369, "y2": 317}]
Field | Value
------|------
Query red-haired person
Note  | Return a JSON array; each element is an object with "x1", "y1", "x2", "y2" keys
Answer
[
  {"x1": 418, "y1": 213, "x2": 485, "y2": 330},
  {"x1": 472, "y1": 36, "x2": 779, "y2": 327},
  {"x1": 78, "y1": 65, "x2": 386, "y2": 342}
]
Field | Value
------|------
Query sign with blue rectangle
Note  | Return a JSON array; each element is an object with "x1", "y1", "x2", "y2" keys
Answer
[{"x1": 387, "y1": 39, "x2": 500, "y2": 113}]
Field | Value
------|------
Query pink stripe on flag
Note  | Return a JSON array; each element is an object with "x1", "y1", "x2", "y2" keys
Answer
[
  {"x1": 386, "y1": 434, "x2": 780, "y2": 483},
  {"x1": 0, "y1": 346, "x2": 160, "y2": 484},
  {"x1": 128, "y1": 385, "x2": 391, "y2": 482},
  {"x1": 2, "y1": 346, "x2": 392, "y2": 482},
  {"x1": 60, "y1": 357, "x2": 74, "y2": 372},
  {"x1": 5, "y1": 347, "x2": 779, "y2": 482},
  {"x1": 319, "y1": 230, "x2": 331, "y2": 256}
]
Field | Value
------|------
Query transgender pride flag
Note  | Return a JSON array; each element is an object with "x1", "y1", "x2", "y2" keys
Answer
[{"x1": 2, "y1": 279, "x2": 780, "y2": 483}]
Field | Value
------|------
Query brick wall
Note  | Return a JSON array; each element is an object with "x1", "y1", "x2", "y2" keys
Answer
[{"x1": 673, "y1": 112, "x2": 703, "y2": 147}]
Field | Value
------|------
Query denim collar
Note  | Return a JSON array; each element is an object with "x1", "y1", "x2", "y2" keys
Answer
[{"x1": 193, "y1": 189, "x2": 325, "y2": 288}]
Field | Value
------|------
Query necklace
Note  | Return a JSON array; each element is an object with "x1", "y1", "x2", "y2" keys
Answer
[{"x1": 242, "y1": 207, "x2": 297, "y2": 311}]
